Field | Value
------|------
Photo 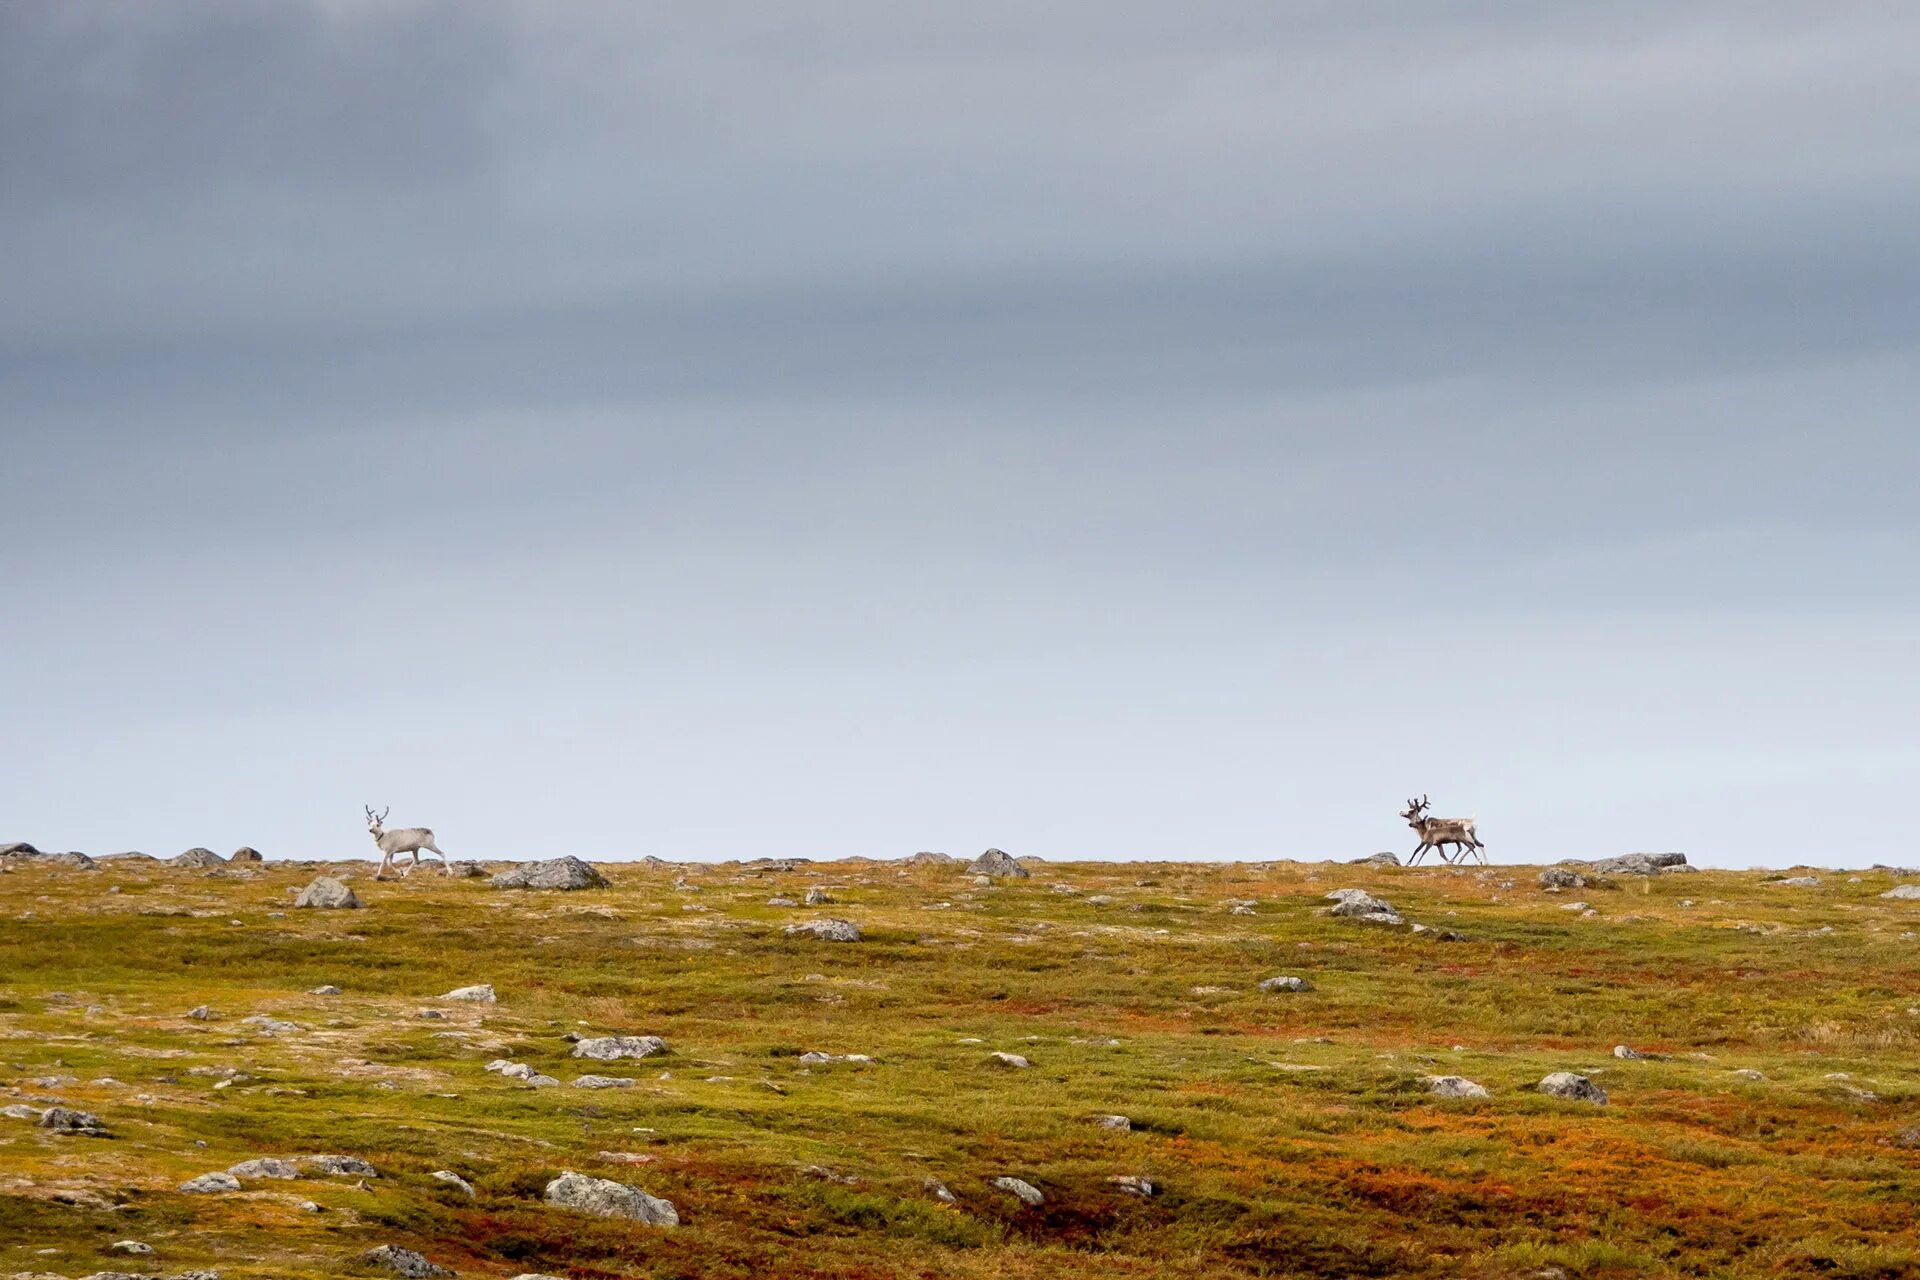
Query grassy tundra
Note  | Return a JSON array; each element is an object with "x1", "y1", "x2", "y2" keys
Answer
[{"x1": 2, "y1": 855, "x2": 1919, "y2": 1279}]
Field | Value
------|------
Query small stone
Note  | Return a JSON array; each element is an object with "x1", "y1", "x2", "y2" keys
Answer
[
  {"x1": 1257, "y1": 975, "x2": 1312, "y2": 993},
  {"x1": 1880, "y1": 884, "x2": 1920, "y2": 900},
  {"x1": 359, "y1": 1244, "x2": 454, "y2": 1277},
  {"x1": 294, "y1": 877, "x2": 360, "y2": 909},
  {"x1": 1731, "y1": 1068, "x2": 1767, "y2": 1081},
  {"x1": 989, "y1": 1051, "x2": 1031, "y2": 1069},
  {"x1": 186, "y1": 1005, "x2": 213, "y2": 1020},
  {"x1": 804, "y1": 886, "x2": 833, "y2": 905},
  {"x1": 229, "y1": 846, "x2": 264, "y2": 864},
  {"x1": 440, "y1": 984, "x2": 496, "y2": 1003},
  {"x1": 923, "y1": 1177, "x2": 956, "y2": 1203},
  {"x1": 1538, "y1": 868, "x2": 1587, "y2": 889},
  {"x1": 784, "y1": 917, "x2": 861, "y2": 941},
  {"x1": 572, "y1": 1075, "x2": 637, "y2": 1089},
  {"x1": 37, "y1": 1106, "x2": 108, "y2": 1136},
  {"x1": 489, "y1": 856, "x2": 608, "y2": 890},
  {"x1": 1106, "y1": 1174, "x2": 1158, "y2": 1196},
  {"x1": 1613, "y1": 1044, "x2": 1646, "y2": 1060},
  {"x1": 988, "y1": 1175, "x2": 1044, "y2": 1205},
  {"x1": 431, "y1": 1170, "x2": 475, "y2": 1196},
  {"x1": 108, "y1": 1241, "x2": 154, "y2": 1256},
  {"x1": 966, "y1": 848, "x2": 1029, "y2": 879},
  {"x1": 305, "y1": 1154, "x2": 378, "y2": 1177},
  {"x1": 573, "y1": 1035, "x2": 669, "y2": 1060},
  {"x1": 227, "y1": 1157, "x2": 300, "y2": 1179},
  {"x1": 310, "y1": 985, "x2": 342, "y2": 996},
  {"x1": 544, "y1": 1170, "x2": 678, "y2": 1225},
  {"x1": 1093, "y1": 1114, "x2": 1132, "y2": 1131},
  {"x1": 180, "y1": 1171, "x2": 243, "y2": 1194},
  {"x1": 1538, "y1": 1072, "x2": 1608, "y2": 1104},
  {"x1": 1425, "y1": 1075, "x2": 1491, "y2": 1099}
]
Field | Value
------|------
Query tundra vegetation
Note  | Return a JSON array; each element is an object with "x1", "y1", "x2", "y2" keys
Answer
[{"x1": 2, "y1": 853, "x2": 1919, "y2": 1279}]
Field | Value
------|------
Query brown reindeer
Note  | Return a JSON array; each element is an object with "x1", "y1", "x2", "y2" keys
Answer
[{"x1": 1399, "y1": 795, "x2": 1485, "y2": 865}]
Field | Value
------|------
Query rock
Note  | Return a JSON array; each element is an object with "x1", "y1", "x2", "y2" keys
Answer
[
  {"x1": 966, "y1": 848, "x2": 1029, "y2": 878},
  {"x1": 47, "y1": 851, "x2": 99, "y2": 869},
  {"x1": 186, "y1": 1005, "x2": 213, "y2": 1020},
  {"x1": 0, "y1": 841, "x2": 41, "y2": 857},
  {"x1": 907, "y1": 851, "x2": 957, "y2": 865},
  {"x1": 1612, "y1": 1045, "x2": 1647, "y2": 1060},
  {"x1": 989, "y1": 1051, "x2": 1031, "y2": 1068},
  {"x1": 1349, "y1": 851, "x2": 1401, "y2": 866},
  {"x1": 767, "y1": 896, "x2": 798, "y2": 907},
  {"x1": 1106, "y1": 1175, "x2": 1158, "y2": 1196},
  {"x1": 1731, "y1": 1068, "x2": 1767, "y2": 1081},
  {"x1": 572, "y1": 1074, "x2": 637, "y2": 1089},
  {"x1": 1325, "y1": 888, "x2": 1404, "y2": 925},
  {"x1": 180, "y1": 1171, "x2": 242, "y2": 1193},
  {"x1": 1092, "y1": 1114, "x2": 1133, "y2": 1131},
  {"x1": 1538, "y1": 1072, "x2": 1608, "y2": 1104},
  {"x1": 804, "y1": 886, "x2": 833, "y2": 905},
  {"x1": 3, "y1": 1103, "x2": 42, "y2": 1119},
  {"x1": 1226, "y1": 899, "x2": 1256, "y2": 914},
  {"x1": 574, "y1": 1034, "x2": 669, "y2": 1060},
  {"x1": 431, "y1": 1170, "x2": 475, "y2": 1196},
  {"x1": 242, "y1": 1014, "x2": 300, "y2": 1034},
  {"x1": 228, "y1": 847, "x2": 264, "y2": 864},
  {"x1": 1891, "y1": 1126, "x2": 1920, "y2": 1149},
  {"x1": 1538, "y1": 868, "x2": 1587, "y2": 889},
  {"x1": 1426, "y1": 1075, "x2": 1491, "y2": 1099},
  {"x1": 1257, "y1": 975, "x2": 1313, "y2": 993},
  {"x1": 923, "y1": 1177, "x2": 957, "y2": 1203},
  {"x1": 1571, "y1": 852, "x2": 1687, "y2": 875},
  {"x1": 310, "y1": 985, "x2": 342, "y2": 996},
  {"x1": 294, "y1": 877, "x2": 360, "y2": 909},
  {"x1": 440, "y1": 984, "x2": 496, "y2": 1003},
  {"x1": 543, "y1": 1170, "x2": 678, "y2": 1225},
  {"x1": 1775, "y1": 876, "x2": 1821, "y2": 887},
  {"x1": 38, "y1": 1106, "x2": 108, "y2": 1136},
  {"x1": 227, "y1": 1157, "x2": 299, "y2": 1179},
  {"x1": 359, "y1": 1244, "x2": 455, "y2": 1277},
  {"x1": 1881, "y1": 884, "x2": 1920, "y2": 900},
  {"x1": 445, "y1": 860, "x2": 487, "y2": 877},
  {"x1": 108, "y1": 1241, "x2": 155, "y2": 1256},
  {"x1": 489, "y1": 856, "x2": 608, "y2": 890},
  {"x1": 988, "y1": 1176, "x2": 1044, "y2": 1206},
  {"x1": 305, "y1": 1154, "x2": 378, "y2": 1177},
  {"x1": 172, "y1": 847, "x2": 226, "y2": 868},
  {"x1": 784, "y1": 917, "x2": 861, "y2": 941}
]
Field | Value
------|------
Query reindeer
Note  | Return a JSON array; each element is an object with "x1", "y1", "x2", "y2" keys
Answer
[
  {"x1": 1399, "y1": 795, "x2": 1485, "y2": 865},
  {"x1": 364, "y1": 806, "x2": 450, "y2": 877}
]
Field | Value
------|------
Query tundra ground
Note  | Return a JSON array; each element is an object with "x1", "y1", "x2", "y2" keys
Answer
[{"x1": 2, "y1": 856, "x2": 1918, "y2": 1279}]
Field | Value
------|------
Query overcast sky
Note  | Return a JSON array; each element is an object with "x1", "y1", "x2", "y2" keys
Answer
[{"x1": 4, "y1": 2, "x2": 1916, "y2": 867}]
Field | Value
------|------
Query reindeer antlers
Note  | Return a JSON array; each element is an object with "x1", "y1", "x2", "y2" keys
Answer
[{"x1": 365, "y1": 805, "x2": 389, "y2": 823}]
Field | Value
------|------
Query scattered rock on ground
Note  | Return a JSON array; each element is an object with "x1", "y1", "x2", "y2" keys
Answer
[
  {"x1": 988, "y1": 1176, "x2": 1044, "y2": 1206},
  {"x1": 186, "y1": 1005, "x2": 213, "y2": 1020},
  {"x1": 38, "y1": 1106, "x2": 108, "y2": 1136},
  {"x1": 989, "y1": 1051, "x2": 1032, "y2": 1068},
  {"x1": 294, "y1": 877, "x2": 360, "y2": 909},
  {"x1": 1093, "y1": 1114, "x2": 1132, "y2": 1131},
  {"x1": 227, "y1": 1157, "x2": 299, "y2": 1179},
  {"x1": 1426, "y1": 1075, "x2": 1491, "y2": 1099},
  {"x1": 310, "y1": 985, "x2": 342, "y2": 996},
  {"x1": 1538, "y1": 868, "x2": 1588, "y2": 889},
  {"x1": 440, "y1": 984, "x2": 496, "y2": 1003},
  {"x1": 1538, "y1": 1072, "x2": 1608, "y2": 1104},
  {"x1": 489, "y1": 856, "x2": 608, "y2": 890},
  {"x1": 574, "y1": 1035, "x2": 669, "y2": 1060},
  {"x1": 966, "y1": 848, "x2": 1029, "y2": 878},
  {"x1": 1349, "y1": 852, "x2": 1400, "y2": 866},
  {"x1": 908, "y1": 851, "x2": 957, "y2": 865},
  {"x1": 544, "y1": 1170, "x2": 679, "y2": 1224},
  {"x1": 1326, "y1": 888, "x2": 1404, "y2": 925},
  {"x1": 1258, "y1": 975, "x2": 1313, "y2": 993},
  {"x1": 804, "y1": 886, "x2": 833, "y2": 905},
  {"x1": 305, "y1": 1154, "x2": 378, "y2": 1177},
  {"x1": 1573, "y1": 852, "x2": 1687, "y2": 875},
  {"x1": 359, "y1": 1244, "x2": 454, "y2": 1277},
  {"x1": 180, "y1": 1171, "x2": 242, "y2": 1194},
  {"x1": 228, "y1": 847, "x2": 264, "y2": 864},
  {"x1": 108, "y1": 1241, "x2": 155, "y2": 1256},
  {"x1": 172, "y1": 847, "x2": 226, "y2": 868},
  {"x1": 1776, "y1": 876, "x2": 1821, "y2": 887},
  {"x1": 1880, "y1": 884, "x2": 1920, "y2": 900},
  {"x1": 573, "y1": 1075, "x2": 637, "y2": 1089},
  {"x1": 784, "y1": 917, "x2": 861, "y2": 941},
  {"x1": 1107, "y1": 1175, "x2": 1158, "y2": 1196},
  {"x1": 432, "y1": 1170, "x2": 475, "y2": 1196}
]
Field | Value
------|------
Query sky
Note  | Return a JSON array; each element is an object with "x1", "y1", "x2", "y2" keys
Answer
[{"x1": 4, "y1": 2, "x2": 1917, "y2": 867}]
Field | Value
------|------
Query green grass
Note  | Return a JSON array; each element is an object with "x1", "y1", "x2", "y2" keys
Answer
[{"x1": 2, "y1": 856, "x2": 1919, "y2": 1278}]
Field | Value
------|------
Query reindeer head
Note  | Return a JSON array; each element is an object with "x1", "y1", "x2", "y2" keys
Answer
[
  {"x1": 1398, "y1": 795, "x2": 1431, "y2": 826},
  {"x1": 364, "y1": 805, "x2": 389, "y2": 837}
]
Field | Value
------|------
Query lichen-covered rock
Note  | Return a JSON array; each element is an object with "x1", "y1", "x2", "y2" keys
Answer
[
  {"x1": 1426, "y1": 1075, "x2": 1491, "y2": 1099},
  {"x1": 489, "y1": 856, "x2": 608, "y2": 890},
  {"x1": 572, "y1": 1074, "x2": 637, "y2": 1088},
  {"x1": 228, "y1": 846, "x2": 264, "y2": 863},
  {"x1": 1092, "y1": 1114, "x2": 1132, "y2": 1131},
  {"x1": 1538, "y1": 867, "x2": 1587, "y2": 889},
  {"x1": 1325, "y1": 888, "x2": 1405, "y2": 925},
  {"x1": 543, "y1": 1170, "x2": 678, "y2": 1225},
  {"x1": 1538, "y1": 1071, "x2": 1608, "y2": 1104},
  {"x1": 180, "y1": 1171, "x2": 242, "y2": 1193},
  {"x1": 1349, "y1": 851, "x2": 1400, "y2": 866},
  {"x1": 1106, "y1": 1174, "x2": 1158, "y2": 1196},
  {"x1": 440, "y1": 984, "x2": 496, "y2": 1003},
  {"x1": 784, "y1": 916, "x2": 861, "y2": 941},
  {"x1": 989, "y1": 1051, "x2": 1031, "y2": 1068},
  {"x1": 966, "y1": 848, "x2": 1029, "y2": 878},
  {"x1": 172, "y1": 847, "x2": 225, "y2": 868},
  {"x1": 0, "y1": 841, "x2": 41, "y2": 857},
  {"x1": 1881, "y1": 884, "x2": 1920, "y2": 900},
  {"x1": 907, "y1": 851, "x2": 957, "y2": 865},
  {"x1": 47, "y1": 851, "x2": 99, "y2": 869},
  {"x1": 573, "y1": 1035, "x2": 669, "y2": 1060},
  {"x1": 227, "y1": 1157, "x2": 299, "y2": 1179},
  {"x1": 988, "y1": 1175, "x2": 1044, "y2": 1205},
  {"x1": 38, "y1": 1106, "x2": 108, "y2": 1136},
  {"x1": 304, "y1": 1154, "x2": 379, "y2": 1177},
  {"x1": 431, "y1": 1170, "x2": 475, "y2": 1196},
  {"x1": 1573, "y1": 852, "x2": 1687, "y2": 875},
  {"x1": 294, "y1": 877, "x2": 360, "y2": 909},
  {"x1": 359, "y1": 1244, "x2": 454, "y2": 1277},
  {"x1": 1258, "y1": 975, "x2": 1313, "y2": 993}
]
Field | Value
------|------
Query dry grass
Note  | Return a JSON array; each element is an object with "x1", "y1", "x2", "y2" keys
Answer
[{"x1": 2, "y1": 855, "x2": 1919, "y2": 1278}]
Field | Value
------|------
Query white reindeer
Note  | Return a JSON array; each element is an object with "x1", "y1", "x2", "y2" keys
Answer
[{"x1": 364, "y1": 805, "x2": 449, "y2": 877}]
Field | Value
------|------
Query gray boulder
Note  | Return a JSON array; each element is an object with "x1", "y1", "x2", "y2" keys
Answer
[
  {"x1": 1538, "y1": 867, "x2": 1588, "y2": 889},
  {"x1": 447, "y1": 860, "x2": 487, "y2": 878},
  {"x1": 228, "y1": 846, "x2": 264, "y2": 864},
  {"x1": 1326, "y1": 888, "x2": 1404, "y2": 925},
  {"x1": 1348, "y1": 852, "x2": 1400, "y2": 866},
  {"x1": 47, "y1": 851, "x2": 98, "y2": 869},
  {"x1": 966, "y1": 848, "x2": 1029, "y2": 878},
  {"x1": 489, "y1": 856, "x2": 608, "y2": 890},
  {"x1": 431, "y1": 1170, "x2": 475, "y2": 1197},
  {"x1": 784, "y1": 917, "x2": 861, "y2": 941},
  {"x1": 1538, "y1": 1071, "x2": 1608, "y2": 1104},
  {"x1": 804, "y1": 885, "x2": 833, "y2": 905},
  {"x1": 573, "y1": 1035, "x2": 669, "y2": 1060},
  {"x1": 1881, "y1": 884, "x2": 1920, "y2": 900},
  {"x1": 543, "y1": 1170, "x2": 678, "y2": 1225},
  {"x1": 572, "y1": 1075, "x2": 637, "y2": 1089},
  {"x1": 38, "y1": 1106, "x2": 108, "y2": 1136},
  {"x1": 1775, "y1": 876, "x2": 1821, "y2": 887},
  {"x1": 1257, "y1": 975, "x2": 1313, "y2": 993},
  {"x1": 359, "y1": 1244, "x2": 454, "y2": 1277},
  {"x1": 304, "y1": 1154, "x2": 379, "y2": 1177},
  {"x1": 0, "y1": 841, "x2": 41, "y2": 857},
  {"x1": 440, "y1": 984, "x2": 496, "y2": 1003},
  {"x1": 1092, "y1": 1114, "x2": 1132, "y2": 1131},
  {"x1": 180, "y1": 1171, "x2": 242, "y2": 1193},
  {"x1": 1572, "y1": 852, "x2": 1687, "y2": 875},
  {"x1": 988, "y1": 1175, "x2": 1044, "y2": 1206},
  {"x1": 227, "y1": 1157, "x2": 299, "y2": 1179},
  {"x1": 172, "y1": 847, "x2": 225, "y2": 868},
  {"x1": 294, "y1": 877, "x2": 360, "y2": 909},
  {"x1": 907, "y1": 851, "x2": 957, "y2": 865},
  {"x1": 1425, "y1": 1075, "x2": 1491, "y2": 1099}
]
